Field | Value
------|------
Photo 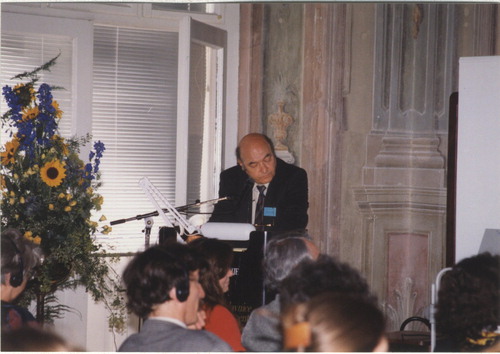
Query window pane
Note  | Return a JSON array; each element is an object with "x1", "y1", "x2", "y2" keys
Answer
[
  {"x1": 92, "y1": 26, "x2": 178, "y2": 253},
  {"x1": 1, "y1": 32, "x2": 73, "y2": 139},
  {"x1": 152, "y1": 3, "x2": 213, "y2": 14}
]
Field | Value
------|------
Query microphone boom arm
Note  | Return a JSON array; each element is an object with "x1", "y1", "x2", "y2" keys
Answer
[{"x1": 139, "y1": 177, "x2": 199, "y2": 239}]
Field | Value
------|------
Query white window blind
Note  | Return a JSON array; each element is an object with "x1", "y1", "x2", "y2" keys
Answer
[
  {"x1": 1, "y1": 33, "x2": 73, "y2": 139},
  {"x1": 92, "y1": 26, "x2": 179, "y2": 253}
]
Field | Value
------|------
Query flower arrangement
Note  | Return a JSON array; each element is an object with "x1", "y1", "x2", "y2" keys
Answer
[{"x1": 1, "y1": 56, "x2": 124, "y2": 332}]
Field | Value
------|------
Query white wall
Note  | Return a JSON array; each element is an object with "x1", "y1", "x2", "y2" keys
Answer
[{"x1": 455, "y1": 56, "x2": 500, "y2": 262}]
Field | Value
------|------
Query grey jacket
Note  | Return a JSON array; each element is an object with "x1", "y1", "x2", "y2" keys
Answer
[
  {"x1": 241, "y1": 297, "x2": 282, "y2": 352},
  {"x1": 119, "y1": 318, "x2": 232, "y2": 352}
]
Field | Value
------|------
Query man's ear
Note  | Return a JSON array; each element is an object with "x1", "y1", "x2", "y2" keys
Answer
[{"x1": 238, "y1": 161, "x2": 245, "y2": 171}]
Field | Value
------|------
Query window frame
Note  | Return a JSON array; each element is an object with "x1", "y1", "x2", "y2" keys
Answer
[{"x1": 1, "y1": 4, "x2": 237, "y2": 251}]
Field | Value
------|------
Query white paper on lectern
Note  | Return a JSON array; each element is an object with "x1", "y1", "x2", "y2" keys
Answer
[{"x1": 201, "y1": 222, "x2": 255, "y2": 241}]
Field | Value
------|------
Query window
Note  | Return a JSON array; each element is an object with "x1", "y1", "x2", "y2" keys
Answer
[
  {"x1": 1, "y1": 9, "x2": 229, "y2": 253},
  {"x1": 92, "y1": 26, "x2": 179, "y2": 252},
  {"x1": 0, "y1": 33, "x2": 73, "y2": 138}
]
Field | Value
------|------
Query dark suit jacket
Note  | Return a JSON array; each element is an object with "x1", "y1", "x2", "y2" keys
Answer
[
  {"x1": 118, "y1": 318, "x2": 232, "y2": 352},
  {"x1": 209, "y1": 158, "x2": 308, "y2": 232}
]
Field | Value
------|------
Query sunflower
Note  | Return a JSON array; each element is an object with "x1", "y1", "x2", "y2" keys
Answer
[
  {"x1": 40, "y1": 160, "x2": 66, "y2": 187},
  {"x1": 1, "y1": 139, "x2": 20, "y2": 166},
  {"x1": 22, "y1": 106, "x2": 39, "y2": 121}
]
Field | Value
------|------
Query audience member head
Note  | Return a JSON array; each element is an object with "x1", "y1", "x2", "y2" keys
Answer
[
  {"x1": 236, "y1": 133, "x2": 277, "y2": 184},
  {"x1": 122, "y1": 242, "x2": 206, "y2": 325},
  {"x1": 263, "y1": 231, "x2": 319, "y2": 292},
  {"x1": 282, "y1": 292, "x2": 388, "y2": 352},
  {"x1": 188, "y1": 237, "x2": 234, "y2": 309},
  {"x1": 280, "y1": 254, "x2": 376, "y2": 312},
  {"x1": 1, "y1": 228, "x2": 43, "y2": 302},
  {"x1": 435, "y1": 252, "x2": 500, "y2": 352},
  {"x1": 1, "y1": 326, "x2": 77, "y2": 351}
]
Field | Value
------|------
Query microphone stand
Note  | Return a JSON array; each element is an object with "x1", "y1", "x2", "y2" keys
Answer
[
  {"x1": 143, "y1": 217, "x2": 154, "y2": 249},
  {"x1": 109, "y1": 196, "x2": 230, "y2": 226}
]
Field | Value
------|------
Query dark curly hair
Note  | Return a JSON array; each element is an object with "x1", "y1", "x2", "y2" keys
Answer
[
  {"x1": 435, "y1": 252, "x2": 500, "y2": 351},
  {"x1": 188, "y1": 237, "x2": 233, "y2": 310},
  {"x1": 122, "y1": 243, "x2": 205, "y2": 318},
  {"x1": 280, "y1": 254, "x2": 377, "y2": 312}
]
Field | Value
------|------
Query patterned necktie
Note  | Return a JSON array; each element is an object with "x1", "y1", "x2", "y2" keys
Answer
[{"x1": 255, "y1": 185, "x2": 266, "y2": 230}]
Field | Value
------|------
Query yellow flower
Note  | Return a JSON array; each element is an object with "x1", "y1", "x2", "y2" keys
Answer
[
  {"x1": 9, "y1": 198, "x2": 15, "y2": 205},
  {"x1": 87, "y1": 220, "x2": 98, "y2": 228},
  {"x1": 58, "y1": 193, "x2": 66, "y2": 199},
  {"x1": 40, "y1": 160, "x2": 66, "y2": 187},
  {"x1": 93, "y1": 195, "x2": 104, "y2": 206},
  {"x1": 22, "y1": 106, "x2": 39, "y2": 121},
  {"x1": 1, "y1": 139, "x2": 20, "y2": 166},
  {"x1": 101, "y1": 225, "x2": 112, "y2": 235},
  {"x1": 19, "y1": 197, "x2": 25, "y2": 204},
  {"x1": 49, "y1": 204, "x2": 54, "y2": 210},
  {"x1": 33, "y1": 236, "x2": 42, "y2": 245},
  {"x1": 24, "y1": 231, "x2": 33, "y2": 238},
  {"x1": 99, "y1": 215, "x2": 107, "y2": 222},
  {"x1": 52, "y1": 135, "x2": 69, "y2": 156},
  {"x1": 64, "y1": 206, "x2": 72, "y2": 212},
  {"x1": 52, "y1": 100, "x2": 63, "y2": 119},
  {"x1": 9, "y1": 191, "x2": 15, "y2": 197},
  {"x1": 66, "y1": 194, "x2": 73, "y2": 201},
  {"x1": 26, "y1": 168, "x2": 37, "y2": 176},
  {"x1": 69, "y1": 200, "x2": 77, "y2": 207},
  {"x1": 86, "y1": 187, "x2": 94, "y2": 195}
]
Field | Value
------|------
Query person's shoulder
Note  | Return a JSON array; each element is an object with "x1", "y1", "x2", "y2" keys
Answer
[
  {"x1": 276, "y1": 158, "x2": 305, "y2": 172},
  {"x1": 275, "y1": 158, "x2": 307, "y2": 179},
  {"x1": 208, "y1": 304, "x2": 238, "y2": 325},
  {"x1": 191, "y1": 329, "x2": 233, "y2": 351},
  {"x1": 119, "y1": 322, "x2": 232, "y2": 352},
  {"x1": 210, "y1": 304, "x2": 233, "y2": 317}
]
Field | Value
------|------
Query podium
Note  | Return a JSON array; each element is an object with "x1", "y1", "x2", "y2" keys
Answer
[{"x1": 226, "y1": 231, "x2": 276, "y2": 326}]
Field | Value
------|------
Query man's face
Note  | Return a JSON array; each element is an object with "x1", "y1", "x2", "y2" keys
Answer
[
  {"x1": 183, "y1": 270, "x2": 205, "y2": 326},
  {"x1": 238, "y1": 137, "x2": 277, "y2": 185}
]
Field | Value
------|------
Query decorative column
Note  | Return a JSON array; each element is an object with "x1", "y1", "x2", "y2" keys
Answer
[{"x1": 354, "y1": 3, "x2": 453, "y2": 330}]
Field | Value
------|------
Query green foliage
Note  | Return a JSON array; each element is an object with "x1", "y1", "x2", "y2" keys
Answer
[{"x1": 1, "y1": 55, "x2": 126, "y2": 334}]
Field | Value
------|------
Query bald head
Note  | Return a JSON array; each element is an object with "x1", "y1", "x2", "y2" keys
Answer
[{"x1": 236, "y1": 133, "x2": 277, "y2": 184}]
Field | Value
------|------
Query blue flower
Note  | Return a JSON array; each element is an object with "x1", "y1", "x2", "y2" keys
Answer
[{"x1": 94, "y1": 141, "x2": 105, "y2": 158}]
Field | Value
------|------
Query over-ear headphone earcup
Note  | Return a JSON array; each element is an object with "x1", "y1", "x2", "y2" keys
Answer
[
  {"x1": 175, "y1": 276, "x2": 190, "y2": 302},
  {"x1": 10, "y1": 270, "x2": 23, "y2": 287}
]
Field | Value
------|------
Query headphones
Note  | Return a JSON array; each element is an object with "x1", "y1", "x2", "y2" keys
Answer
[
  {"x1": 7, "y1": 237, "x2": 24, "y2": 288},
  {"x1": 175, "y1": 267, "x2": 190, "y2": 302}
]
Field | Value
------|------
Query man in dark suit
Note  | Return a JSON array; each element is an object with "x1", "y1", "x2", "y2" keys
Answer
[
  {"x1": 118, "y1": 243, "x2": 232, "y2": 352},
  {"x1": 209, "y1": 133, "x2": 308, "y2": 232}
]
